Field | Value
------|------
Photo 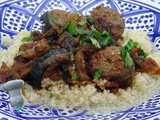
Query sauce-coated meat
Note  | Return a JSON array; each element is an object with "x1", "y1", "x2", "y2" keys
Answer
[
  {"x1": 90, "y1": 46, "x2": 135, "y2": 88},
  {"x1": 90, "y1": 6, "x2": 124, "y2": 41}
]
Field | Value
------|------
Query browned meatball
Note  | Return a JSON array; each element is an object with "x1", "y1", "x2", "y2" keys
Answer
[
  {"x1": 90, "y1": 6, "x2": 124, "y2": 41},
  {"x1": 49, "y1": 9, "x2": 69, "y2": 27},
  {"x1": 90, "y1": 46, "x2": 135, "y2": 88}
]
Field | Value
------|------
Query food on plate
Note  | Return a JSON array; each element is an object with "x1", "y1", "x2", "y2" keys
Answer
[{"x1": 0, "y1": 5, "x2": 160, "y2": 113}]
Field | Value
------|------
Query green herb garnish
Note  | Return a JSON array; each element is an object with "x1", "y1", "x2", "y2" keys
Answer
[
  {"x1": 65, "y1": 19, "x2": 111, "y2": 49},
  {"x1": 64, "y1": 21, "x2": 69, "y2": 30},
  {"x1": 86, "y1": 17, "x2": 94, "y2": 26},
  {"x1": 78, "y1": 19, "x2": 87, "y2": 26},
  {"x1": 16, "y1": 51, "x2": 25, "y2": 56},
  {"x1": 89, "y1": 37, "x2": 101, "y2": 49},
  {"x1": 94, "y1": 70, "x2": 103, "y2": 80},
  {"x1": 138, "y1": 47, "x2": 148, "y2": 58},
  {"x1": 48, "y1": 13, "x2": 60, "y2": 25},
  {"x1": 22, "y1": 31, "x2": 33, "y2": 42},
  {"x1": 99, "y1": 31, "x2": 111, "y2": 46},
  {"x1": 78, "y1": 17, "x2": 94, "y2": 26},
  {"x1": 124, "y1": 52, "x2": 133, "y2": 67},
  {"x1": 68, "y1": 20, "x2": 92, "y2": 35},
  {"x1": 92, "y1": 30, "x2": 102, "y2": 38},
  {"x1": 68, "y1": 20, "x2": 77, "y2": 35},
  {"x1": 75, "y1": 28, "x2": 92, "y2": 35},
  {"x1": 79, "y1": 37, "x2": 90, "y2": 45},
  {"x1": 80, "y1": 37, "x2": 101, "y2": 49},
  {"x1": 120, "y1": 39, "x2": 148, "y2": 67},
  {"x1": 22, "y1": 37, "x2": 32, "y2": 42},
  {"x1": 72, "y1": 73, "x2": 78, "y2": 80}
]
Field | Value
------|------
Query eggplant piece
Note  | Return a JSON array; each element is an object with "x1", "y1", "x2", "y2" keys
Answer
[
  {"x1": 41, "y1": 52, "x2": 71, "y2": 78},
  {"x1": 40, "y1": 10, "x2": 69, "y2": 34},
  {"x1": 40, "y1": 12, "x2": 53, "y2": 34},
  {"x1": 57, "y1": 32, "x2": 78, "y2": 52},
  {"x1": 29, "y1": 48, "x2": 67, "y2": 89},
  {"x1": 40, "y1": 12, "x2": 59, "y2": 45}
]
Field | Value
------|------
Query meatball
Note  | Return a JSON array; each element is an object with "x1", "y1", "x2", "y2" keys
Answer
[
  {"x1": 90, "y1": 6, "x2": 124, "y2": 41},
  {"x1": 49, "y1": 9, "x2": 69, "y2": 27},
  {"x1": 90, "y1": 46, "x2": 135, "y2": 88}
]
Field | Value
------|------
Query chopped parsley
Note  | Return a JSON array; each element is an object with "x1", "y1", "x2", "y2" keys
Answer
[
  {"x1": 89, "y1": 37, "x2": 101, "y2": 48},
  {"x1": 78, "y1": 19, "x2": 87, "y2": 26},
  {"x1": 68, "y1": 20, "x2": 77, "y2": 35},
  {"x1": 78, "y1": 17, "x2": 94, "y2": 26},
  {"x1": 72, "y1": 73, "x2": 78, "y2": 80},
  {"x1": 64, "y1": 19, "x2": 111, "y2": 49},
  {"x1": 68, "y1": 20, "x2": 92, "y2": 36},
  {"x1": 138, "y1": 47, "x2": 148, "y2": 58},
  {"x1": 22, "y1": 37, "x2": 32, "y2": 42},
  {"x1": 120, "y1": 39, "x2": 148, "y2": 67},
  {"x1": 99, "y1": 31, "x2": 111, "y2": 46},
  {"x1": 92, "y1": 30, "x2": 102, "y2": 38},
  {"x1": 22, "y1": 31, "x2": 33, "y2": 42},
  {"x1": 79, "y1": 37, "x2": 101, "y2": 48},
  {"x1": 94, "y1": 69, "x2": 103, "y2": 80},
  {"x1": 79, "y1": 37, "x2": 90, "y2": 45},
  {"x1": 64, "y1": 21, "x2": 69, "y2": 30},
  {"x1": 16, "y1": 51, "x2": 25, "y2": 56},
  {"x1": 48, "y1": 12, "x2": 60, "y2": 25},
  {"x1": 86, "y1": 17, "x2": 94, "y2": 26},
  {"x1": 75, "y1": 28, "x2": 92, "y2": 35},
  {"x1": 124, "y1": 52, "x2": 133, "y2": 67}
]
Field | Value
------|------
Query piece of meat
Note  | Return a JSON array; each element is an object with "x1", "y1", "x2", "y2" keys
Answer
[
  {"x1": 77, "y1": 43, "x2": 99, "y2": 54},
  {"x1": 136, "y1": 57, "x2": 160, "y2": 74},
  {"x1": 94, "y1": 80, "x2": 119, "y2": 93},
  {"x1": 21, "y1": 39, "x2": 51, "y2": 59},
  {"x1": 41, "y1": 52, "x2": 71, "y2": 68},
  {"x1": 41, "y1": 52, "x2": 72, "y2": 79},
  {"x1": 40, "y1": 10, "x2": 69, "y2": 34},
  {"x1": 90, "y1": 46, "x2": 135, "y2": 88},
  {"x1": 75, "y1": 51, "x2": 91, "y2": 82},
  {"x1": 49, "y1": 70, "x2": 63, "y2": 81},
  {"x1": 49, "y1": 9, "x2": 69, "y2": 27},
  {"x1": 19, "y1": 41, "x2": 38, "y2": 52},
  {"x1": 90, "y1": 5, "x2": 124, "y2": 41},
  {"x1": 1, "y1": 62, "x2": 8, "y2": 69},
  {"x1": 0, "y1": 59, "x2": 36, "y2": 82},
  {"x1": 29, "y1": 48, "x2": 70, "y2": 88},
  {"x1": 32, "y1": 31, "x2": 43, "y2": 41},
  {"x1": 57, "y1": 32, "x2": 79, "y2": 52}
]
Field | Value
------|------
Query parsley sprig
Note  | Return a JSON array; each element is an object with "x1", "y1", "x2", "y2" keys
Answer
[
  {"x1": 67, "y1": 20, "x2": 92, "y2": 36},
  {"x1": 72, "y1": 72, "x2": 78, "y2": 80},
  {"x1": 48, "y1": 12, "x2": 60, "y2": 25},
  {"x1": 94, "y1": 69, "x2": 103, "y2": 80},
  {"x1": 22, "y1": 31, "x2": 33, "y2": 42},
  {"x1": 120, "y1": 39, "x2": 148, "y2": 67},
  {"x1": 78, "y1": 17, "x2": 94, "y2": 26}
]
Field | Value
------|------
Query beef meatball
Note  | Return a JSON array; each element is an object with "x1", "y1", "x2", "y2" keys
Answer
[
  {"x1": 90, "y1": 6, "x2": 124, "y2": 41},
  {"x1": 90, "y1": 46, "x2": 135, "y2": 88}
]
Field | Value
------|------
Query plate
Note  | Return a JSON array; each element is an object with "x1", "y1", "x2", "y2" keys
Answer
[{"x1": 0, "y1": 0, "x2": 160, "y2": 119}]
